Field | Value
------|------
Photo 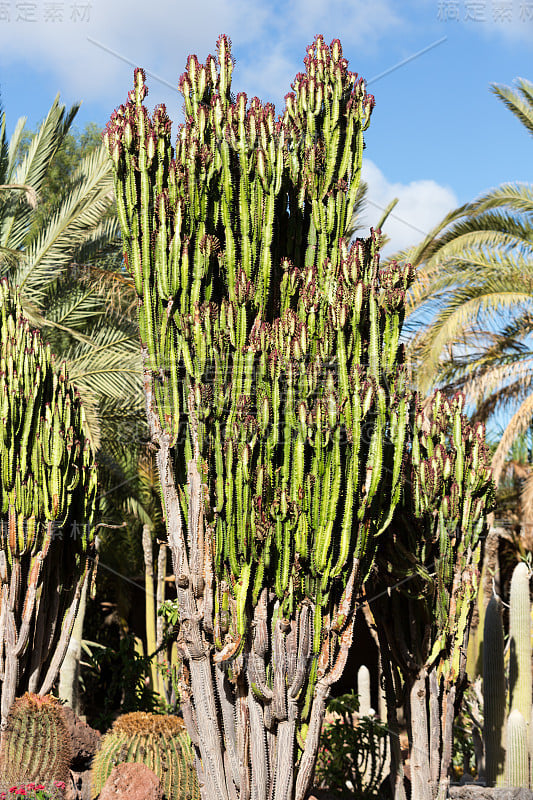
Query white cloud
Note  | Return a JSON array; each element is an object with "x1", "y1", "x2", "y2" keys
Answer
[
  {"x1": 0, "y1": 0, "x2": 404, "y2": 115},
  {"x1": 358, "y1": 159, "x2": 458, "y2": 256}
]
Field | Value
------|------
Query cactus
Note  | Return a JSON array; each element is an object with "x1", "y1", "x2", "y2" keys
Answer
[
  {"x1": 509, "y1": 562, "x2": 532, "y2": 732},
  {"x1": 369, "y1": 392, "x2": 495, "y2": 800},
  {"x1": 506, "y1": 709, "x2": 529, "y2": 789},
  {"x1": 0, "y1": 282, "x2": 97, "y2": 725},
  {"x1": 483, "y1": 596, "x2": 506, "y2": 786},
  {"x1": 0, "y1": 693, "x2": 71, "y2": 788},
  {"x1": 477, "y1": 563, "x2": 533, "y2": 788},
  {"x1": 90, "y1": 712, "x2": 199, "y2": 800},
  {"x1": 105, "y1": 35, "x2": 493, "y2": 800},
  {"x1": 357, "y1": 665, "x2": 372, "y2": 717}
]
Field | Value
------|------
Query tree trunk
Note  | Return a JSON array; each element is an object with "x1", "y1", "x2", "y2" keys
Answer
[
  {"x1": 58, "y1": 571, "x2": 89, "y2": 714},
  {"x1": 146, "y1": 378, "x2": 354, "y2": 800}
]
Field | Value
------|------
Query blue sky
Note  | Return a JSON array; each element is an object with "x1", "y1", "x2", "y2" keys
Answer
[{"x1": 0, "y1": 0, "x2": 531, "y2": 254}]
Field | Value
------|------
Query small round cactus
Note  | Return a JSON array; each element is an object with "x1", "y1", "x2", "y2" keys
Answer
[
  {"x1": 91, "y1": 712, "x2": 199, "y2": 800},
  {"x1": 0, "y1": 693, "x2": 71, "y2": 788}
]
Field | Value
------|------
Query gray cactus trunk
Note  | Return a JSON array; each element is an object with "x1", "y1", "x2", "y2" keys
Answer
[
  {"x1": 147, "y1": 380, "x2": 351, "y2": 800},
  {"x1": 58, "y1": 571, "x2": 90, "y2": 714}
]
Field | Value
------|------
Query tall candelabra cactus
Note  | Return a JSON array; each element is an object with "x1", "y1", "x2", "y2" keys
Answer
[
  {"x1": 104, "y1": 35, "x2": 491, "y2": 800},
  {"x1": 0, "y1": 281, "x2": 97, "y2": 727},
  {"x1": 369, "y1": 392, "x2": 494, "y2": 800}
]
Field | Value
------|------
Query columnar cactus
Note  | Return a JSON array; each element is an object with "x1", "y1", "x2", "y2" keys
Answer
[
  {"x1": 357, "y1": 665, "x2": 372, "y2": 717},
  {"x1": 506, "y1": 709, "x2": 529, "y2": 789},
  {"x1": 104, "y1": 35, "x2": 493, "y2": 800},
  {"x1": 0, "y1": 693, "x2": 71, "y2": 788},
  {"x1": 508, "y1": 562, "x2": 532, "y2": 735},
  {"x1": 0, "y1": 282, "x2": 97, "y2": 725},
  {"x1": 483, "y1": 597, "x2": 506, "y2": 786},
  {"x1": 91, "y1": 712, "x2": 198, "y2": 800},
  {"x1": 481, "y1": 562, "x2": 533, "y2": 788}
]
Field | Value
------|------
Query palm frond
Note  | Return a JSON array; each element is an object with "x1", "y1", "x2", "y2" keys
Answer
[
  {"x1": 0, "y1": 111, "x2": 9, "y2": 184},
  {"x1": 6, "y1": 116, "x2": 27, "y2": 179},
  {"x1": 470, "y1": 182, "x2": 533, "y2": 215},
  {"x1": 520, "y1": 470, "x2": 533, "y2": 527},
  {"x1": 14, "y1": 146, "x2": 115, "y2": 295},
  {"x1": 5, "y1": 96, "x2": 79, "y2": 251},
  {"x1": 492, "y1": 394, "x2": 533, "y2": 486},
  {"x1": 491, "y1": 79, "x2": 533, "y2": 138}
]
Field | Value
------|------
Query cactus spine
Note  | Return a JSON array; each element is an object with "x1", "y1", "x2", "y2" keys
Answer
[
  {"x1": 509, "y1": 562, "x2": 532, "y2": 734},
  {"x1": 90, "y1": 713, "x2": 199, "y2": 800},
  {"x1": 483, "y1": 596, "x2": 506, "y2": 786},
  {"x1": 506, "y1": 709, "x2": 529, "y2": 789},
  {"x1": 369, "y1": 391, "x2": 495, "y2": 800},
  {"x1": 105, "y1": 35, "x2": 494, "y2": 800},
  {"x1": 0, "y1": 282, "x2": 97, "y2": 725},
  {"x1": 506, "y1": 560, "x2": 532, "y2": 788},
  {"x1": 0, "y1": 693, "x2": 71, "y2": 788},
  {"x1": 480, "y1": 562, "x2": 533, "y2": 788}
]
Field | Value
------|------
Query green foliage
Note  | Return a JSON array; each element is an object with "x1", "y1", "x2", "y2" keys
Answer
[
  {"x1": 91, "y1": 712, "x2": 199, "y2": 800},
  {"x1": 371, "y1": 390, "x2": 494, "y2": 680},
  {"x1": 400, "y1": 78, "x2": 533, "y2": 491},
  {"x1": 0, "y1": 782, "x2": 66, "y2": 800},
  {"x1": 158, "y1": 598, "x2": 180, "y2": 627},
  {"x1": 315, "y1": 692, "x2": 388, "y2": 799},
  {"x1": 17, "y1": 121, "x2": 115, "y2": 244},
  {"x1": 0, "y1": 94, "x2": 141, "y2": 449},
  {"x1": 80, "y1": 633, "x2": 161, "y2": 731},
  {"x1": 0, "y1": 694, "x2": 70, "y2": 788}
]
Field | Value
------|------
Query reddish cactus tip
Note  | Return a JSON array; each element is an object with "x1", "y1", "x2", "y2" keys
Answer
[{"x1": 134, "y1": 66, "x2": 146, "y2": 83}]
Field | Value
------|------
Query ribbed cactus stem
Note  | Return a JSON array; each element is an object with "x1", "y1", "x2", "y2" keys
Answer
[
  {"x1": 483, "y1": 596, "x2": 506, "y2": 787},
  {"x1": 105, "y1": 34, "x2": 494, "y2": 800},
  {"x1": 91, "y1": 712, "x2": 199, "y2": 800},
  {"x1": 506, "y1": 709, "x2": 529, "y2": 789},
  {"x1": 509, "y1": 562, "x2": 532, "y2": 727},
  {"x1": 357, "y1": 665, "x2": 372, "y2": 717},
  {"x1": 0, "y1": 694, "x2": 71, "y2": 788},
  {"x1": 0, "y1": 282, "x2": 97, "y2": 723}
]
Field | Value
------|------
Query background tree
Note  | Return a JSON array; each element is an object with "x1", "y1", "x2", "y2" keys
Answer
[
  {"x1": 399, "y1": 78, "x2": 533, "y2": 491},
  {"x1": 0, "y1": 99, "x2": 152, "y2": 712}
]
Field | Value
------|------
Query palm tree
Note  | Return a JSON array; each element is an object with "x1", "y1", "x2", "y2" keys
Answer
[
  {"x1": 396, "y1": 77, "x2": 533, "y2": 490},
  {"x1": 0, "y1": 95, "x2": 143, "y2": 448}
]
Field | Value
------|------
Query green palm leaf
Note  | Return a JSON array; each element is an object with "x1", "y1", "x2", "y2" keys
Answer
[{"x1": 396, "y1": 76, "x2": 533, "y2": 484}]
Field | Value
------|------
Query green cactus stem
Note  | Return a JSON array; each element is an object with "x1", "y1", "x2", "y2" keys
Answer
[
  {"x1": 0, "y1": 282, "x2": 97, "y2": 725},
  {"x1": 0, "y1": 693, "x2": 71, "y2": 788},
  {"x1": 105, "y1": 34, "x2": 493, "y2": 800},
  {"x1": 508, "y1": 562, "x2": 532, "y2": 746},
  {"x1": 483, "y1": 596, "x2": 506, "y2": 787},
  {"x1": 506, "y1": 709, "x2": 529, "y2": 789},
  {"x1": 90, "y1": 712, "x2": 199, "y2": 800},
  {"x1": 369, "y1": 391, "x2": 494, "y2": 800}
]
